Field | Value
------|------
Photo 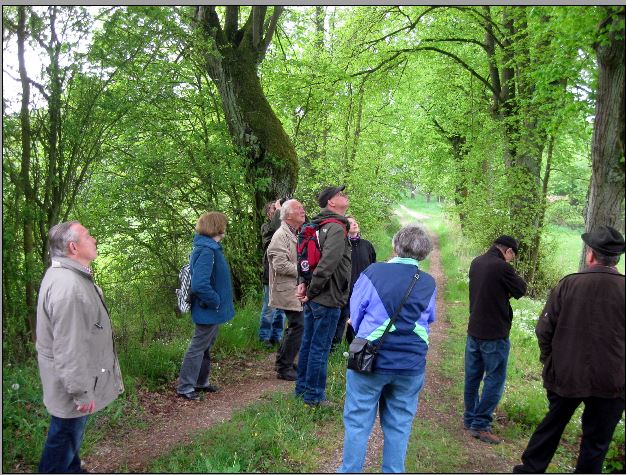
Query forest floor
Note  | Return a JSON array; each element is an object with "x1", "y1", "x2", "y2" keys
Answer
[{"x1": 84, "y1": 209, "x2": 523, "y2": 473}]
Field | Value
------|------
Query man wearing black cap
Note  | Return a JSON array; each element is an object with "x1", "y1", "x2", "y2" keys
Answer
[
  {"x1": 464, "y1": 235, "x2": 527, "y2": 444},
  {"x1": 295, "y1": 185, "x2": 351, "y2": 407},
  {"x1": 514, "y1": 225, "x2": 625, "y2": 474}
]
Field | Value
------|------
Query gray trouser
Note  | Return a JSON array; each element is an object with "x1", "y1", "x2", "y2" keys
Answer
[{"x1": 177, "y1": 323, "x2": 220, "y2": 394}]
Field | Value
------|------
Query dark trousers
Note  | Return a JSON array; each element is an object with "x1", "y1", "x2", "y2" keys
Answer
[
  {"x1": 39, "y1": 414, "x2": 88, "y2": 473},
  {"x1": 332, "y1": 304, "x2": 355, "y2": 347},
  {"x1": 275, "y1": 309, "x2": 304, "y2": 374},
  {"x1": 515, "y1": 391, "x2": 624, "y2": 473}
]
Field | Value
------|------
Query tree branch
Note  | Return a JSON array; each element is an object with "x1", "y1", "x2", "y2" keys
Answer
[
  {"x1": 224, "y1": 6, "x2": 239, "y2": 42},
  {"x1": 252, "y1": 6, "x2": 266, "y2": 49},
  {"x1": 259, "y1": 6, "x2": 283, "y2": 58},
  {"x1": 363, "y1": 6, "x2": 440, "y2": 47},
  {"x1": 420, "y1": 37, "x2": 489, "y2": 53}
]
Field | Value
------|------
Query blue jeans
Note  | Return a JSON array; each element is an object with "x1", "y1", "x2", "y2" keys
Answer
[
  {"x1": 39, "y1": 414, "x2": 88, "y2": 473},
  {"x1": 339, "y1": 370, "x2": 425, "y2": 473},
  {"x1": 463, "y1": 335, "x2": 510, "y2": 431},
  {"x1": 295, "y1": 301, "x2": 341, "y2": 404},
  {"x1": 258, "y1": 285, "x2": 285, "y2": 342},
  {"x1": 177, "y1": 323, "x2": 220, "y2": 394}
]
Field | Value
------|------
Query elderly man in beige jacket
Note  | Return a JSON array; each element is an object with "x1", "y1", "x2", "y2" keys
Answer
[
  {"x1": 36, "y1": 221, "x2": 124, "y2": 473},
  {"x1": 268, "y1": 199, "x2": 306, "y2": 381}
]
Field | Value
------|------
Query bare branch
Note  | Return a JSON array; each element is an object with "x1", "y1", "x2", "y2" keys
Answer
[
  {"x1": 224, "y1": 6, "x2": 238, "y2": 42},
  {"x1": 363, "y1": 6, "x2": 440, "y2": 47},
  {"x1": 252, "y1": 6, "x2": 266, "y2": 49},
  {"x1": 259, "y1": 6, "x2": 283, "y2": 58},
  {"x1": 420, "y1": 37, "x2": 489, "y2": 52}
]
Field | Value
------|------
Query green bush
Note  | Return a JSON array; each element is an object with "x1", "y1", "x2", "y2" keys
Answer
[{"x1": 544, "y1": 199, "x2": 584, "y2": 229}]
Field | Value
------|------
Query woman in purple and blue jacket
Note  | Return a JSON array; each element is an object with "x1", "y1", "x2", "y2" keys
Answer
[{"x1": 339, "y1": 224, "x2": 437, "y2": 473}]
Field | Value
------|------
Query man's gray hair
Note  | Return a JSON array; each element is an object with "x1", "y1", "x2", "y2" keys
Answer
[
  {"x1": 48, "y1": 221, "x2": 80, "y2": 258},
  {"x1": 392, "y1": 225, "x2": 433, "y2": 261},
  {"x1": 280, "y1": 199, "x2": 298, "y2": 221}
]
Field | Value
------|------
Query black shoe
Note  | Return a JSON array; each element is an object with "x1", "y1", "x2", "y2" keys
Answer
[
  {"x1": 269, "y1": 338, "x2": 281, "y2": 347},
  {"x1": 277, "y1": 370, "x2": 297, "y2": 381},
  {"x1": 178, "y1": 391, "x2": 201, "y2": 401},
  {"x1": 195, "y1": 384, "x2": 219, "y2": 393},
  {"x1": 261, "y1": 340, "x2": 273, "y2": 349}
]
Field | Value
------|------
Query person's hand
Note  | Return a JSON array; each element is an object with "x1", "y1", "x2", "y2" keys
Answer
[
  {"x1": 76, "y1": 400, "x2": 95, "y2": 414},
  {"x1": 295, "y1": 283, "x2": 306, "y2": 298}
]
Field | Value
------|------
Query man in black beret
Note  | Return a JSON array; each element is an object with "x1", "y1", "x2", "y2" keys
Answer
[
  {"x1": 464, "y1": 235, "x2": 527, "y2": 444},
  {"x1": 514, "y1": 225, "x2": 625, "y2": 473}
]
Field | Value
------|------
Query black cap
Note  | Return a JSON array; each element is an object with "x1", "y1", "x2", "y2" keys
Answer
[
  {"x1": 581, "y1": 225, "x2": 625, "y2": 256},
  {"x1": 494, "y1": 235, "x2": 519, "y2": 255},
  {"x1": 317, "y1": 185, "x2": 346, "y2": 208}
]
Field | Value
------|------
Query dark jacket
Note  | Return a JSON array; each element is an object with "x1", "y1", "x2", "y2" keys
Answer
[
  {"x1": 468, "y1": 246, "x2": 527, "y2": 340},
  {"x1": 261, "y1": 211, "x2": 281, "y2": 285},
  {"x1": 305, "y1": 210, "x2": 352, "y2": 308},
  {"x1": 190, "y1": 233, "x2": 235, "y2": 325},
  {"x1": 536, "y1": 266, "x2": 625, "y2": 398},
  {"x1": 348, "y1": 236, "x2": 376, "y2": 296}
]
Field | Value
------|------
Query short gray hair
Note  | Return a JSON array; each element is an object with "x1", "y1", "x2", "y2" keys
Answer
[
  {"x1": 48, "y1": 221, "x2": 80, "y2": 258},
  {"x1": 392, "y1": 225, "x2": 432, "y2": 261},
  {"x1": 280, "y1": 199, "x2": 298, "y2": 221}
]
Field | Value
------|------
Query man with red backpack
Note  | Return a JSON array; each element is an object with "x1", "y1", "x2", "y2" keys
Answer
[{"x1": 295, "y1": 185, "x2": 351, "y2": 407}]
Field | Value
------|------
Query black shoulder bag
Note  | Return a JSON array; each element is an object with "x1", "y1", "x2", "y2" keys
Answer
[{"x1": 347, "y1": 271, "x2": 420, "y2": 373}]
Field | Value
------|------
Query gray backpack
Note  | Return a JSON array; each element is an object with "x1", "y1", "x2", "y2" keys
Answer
[{"x1": 175, "y1": 262, "x2": 192, "y2": 313}]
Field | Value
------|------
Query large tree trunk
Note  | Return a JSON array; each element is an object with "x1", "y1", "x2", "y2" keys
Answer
[
  {"x1": 580, "y1": 7, "x2": 625, "y2": 270},
  {"x1": 17, "y1": 6, "x2": 37, "y2": 343},
  {"x1": 194, "y1": 7, "x2": 298, "y2": 224}
]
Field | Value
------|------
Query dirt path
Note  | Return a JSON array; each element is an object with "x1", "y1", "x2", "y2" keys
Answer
[
  {"x1": 327, "y1": 218, "x2": 519, "y2": 473},
  {"x1": 84, "y1": 353, "x2": 292, "y2": 472}
]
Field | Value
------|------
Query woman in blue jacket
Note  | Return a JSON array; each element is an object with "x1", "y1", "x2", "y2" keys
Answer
[
  {"x1": 177, "y1": 212, "x2": 235, "y2": 401},
  {"x1": 339, "y1": 225, "x2": 436, "y2": 473}
]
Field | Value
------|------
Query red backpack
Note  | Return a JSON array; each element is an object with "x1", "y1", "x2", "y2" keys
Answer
[{"x1": 297, "y1": 219, "x2": 347, "y2": 283}]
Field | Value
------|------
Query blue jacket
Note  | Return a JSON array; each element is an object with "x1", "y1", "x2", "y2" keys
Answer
[
  {"x1": 350, "y1": 259, "x2": 437, "y2": 375},
  {"x1": 190, "y1": 233, "x2": 235, "y2": 325}
]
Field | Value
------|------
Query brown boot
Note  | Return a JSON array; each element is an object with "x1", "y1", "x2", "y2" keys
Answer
[{"x1": 470, "y1": 429, "x2": 501, "y2": 445}]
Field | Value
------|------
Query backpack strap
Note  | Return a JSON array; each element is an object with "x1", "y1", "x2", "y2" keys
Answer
[
  {"x1": 318, "y1": 218, "x2": 348, "y2": 237},
  {"x1": 374, "y1": 271, "x2": 420, "y2": 350}
]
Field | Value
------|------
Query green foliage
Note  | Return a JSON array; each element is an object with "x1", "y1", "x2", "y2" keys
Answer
[{"x1": 544, "y1": 199, "x2": 585, "y2": 229}]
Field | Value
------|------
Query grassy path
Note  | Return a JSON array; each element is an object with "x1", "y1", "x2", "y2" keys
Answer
[{"x1": 83, "y1": 353, "x2": 293, "y2": 472}]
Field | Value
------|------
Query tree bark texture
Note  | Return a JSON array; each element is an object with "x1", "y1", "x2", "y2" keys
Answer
[
  {"x1": 195, "y1": 6, "x2": 298, "y2": 216},
  {"x1": 580, "y1": 7, "x2": 626, "y2": 270}
]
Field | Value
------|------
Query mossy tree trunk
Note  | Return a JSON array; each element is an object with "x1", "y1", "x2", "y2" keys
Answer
[
  {"x1": 193, "y1": 6, "x2": 298, "y2": 228},
  {"x1": 580, "y1": 7, "x2": 625, "y2": 270}
]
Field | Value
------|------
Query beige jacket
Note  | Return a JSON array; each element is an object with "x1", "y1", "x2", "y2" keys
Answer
[
  {"x1": 36, "y1": 257, "x2": 124, "y2": 418},
  {"x1": 267, "y1": 222, "x2": 302, "y2": 312}
]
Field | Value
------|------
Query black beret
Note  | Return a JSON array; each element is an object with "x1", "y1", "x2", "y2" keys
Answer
[
  {"x1": 582, "y1": 225, "x2": 625, "y2": 256},
  {"x1": 494, "y1": 235, "x2": 519, "y2": 255}
]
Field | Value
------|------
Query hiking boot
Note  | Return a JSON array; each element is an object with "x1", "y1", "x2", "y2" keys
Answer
[
  {"x1": 195, "y1": 384, "x2": 219, "y2": 393},
  {"x1": 277, "y1": 369, "x2": 297, "y2": 381},
  {"x1": 260, "y1": 340, "x2": 273, "y2": 349},
  {"x1": 470, "y1": 429, "x2": 501, "y2": 445},
  {"x1": 178, "y1": 391, "x2": 201, "y2": 401}
]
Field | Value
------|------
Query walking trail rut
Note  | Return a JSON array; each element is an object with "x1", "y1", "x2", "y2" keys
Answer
[{"x1": 85, "y1": 210, "x2": 521, "y2": 473}]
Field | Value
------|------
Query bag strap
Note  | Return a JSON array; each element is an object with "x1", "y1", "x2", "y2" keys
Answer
[
  {"x1": 373, "y1": 270, "x2": 420, "y2": 350},
  {"x1": 318, "y1": 218, "x2": 348, "y2": 237}
]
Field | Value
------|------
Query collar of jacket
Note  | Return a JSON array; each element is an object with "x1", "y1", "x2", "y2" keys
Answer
[
  {"x1": 349, "y1": 234, "x2": 361, "y2": 242},
  {"x1": 193, "y1": 233, "x2": 222, "y2": 250},
  {"x1": 487, "y1": 245, "x2": 505, "y2": 260},
  {"x1": 585, "y1": 264, "x2": 622, "y2": 275},
  {"x1": 280, "y1": 221, "x2": 299, "y2": 238},
  {"x1": 388, "y1": 256, "x2": 419, "y2": 267},
  {"x1": 311, "y1": 210, "x2": 350, "y2": 231},
  {"x1": 51, "y1": 257, "x2": 93, "y2": 280}
]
